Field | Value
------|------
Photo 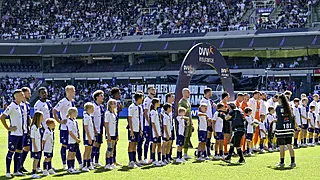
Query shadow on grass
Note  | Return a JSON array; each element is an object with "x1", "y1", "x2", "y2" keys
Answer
[
  {"x1": 53, "y1": 171, "x2": 85, "y2": 177},
  {"x1": 192, "y1": 160, "x2": 205, "y2": 164},
  {"x1": 118, "y1": 166, "x2": 132, "y2": 172},
  {"x1": 218, "y1": 162, "x2": 244, "y2": 167},
  {"x1": 267, "y1": 166, "x2": 295, "y2": 171},
  {"x1": 94, "y1": 167, "x2": 113, "y2": 173}
]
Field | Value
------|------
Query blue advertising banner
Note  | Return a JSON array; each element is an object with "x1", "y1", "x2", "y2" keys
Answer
[{"x1": 256, "y1": 8, "x2": 274, "y2": 14}]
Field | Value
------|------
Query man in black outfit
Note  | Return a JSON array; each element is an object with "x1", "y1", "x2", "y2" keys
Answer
[{"x1": 223, "y1": 103, "x2": 246, "y2": 164}]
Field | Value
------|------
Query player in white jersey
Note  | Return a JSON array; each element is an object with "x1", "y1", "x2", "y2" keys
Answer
[
  {"x1": 259, "y1": 114, "x2": 267, "y2": 153},
  {"x1": 266, "y1": 94, "x2": 279, "y2": 109},
  {"x1": 293, "y1": 98, "x2": 302, "y2": 148},
  {"x1": 244, "y1": 107, "x2": 254, "y2": 156},
  {"x1": 299, "y1": 98, "x2": 309, "y2": 147},
  {"x1": 30, "y1": 111, "x2": 43, "y2": 179},
  {"x1": 20, "y1": 87, "x2": 32, "y2": 173},
  {"x1": 127, "y1": 93, "x2": 144, "y2": 168},
  {"x1": 1, "y1": 89, "x2": 25, "y2": 178},
  {"x1": 135, "y1": 90, "x2": 145, "y2": 164},
  {"x1": 53, "y1": 85, "x2": 82, "y2": 170},
  {"x1": 259, "y1": 92, "x2": 267, "y2": 115},
  {"x1": 266, "y1": 107, "x2": 277, "y2": 152},
  {"x1": 197, "y1": 104, "x2": 212, "y2": 161},
  {"x1": 142, "y1": 86, "x2": 156, "y2": 164},
  {"x1": 91, "y1": 90, "x2": 105, "y2": 167},
  {"x1": 213, "y1": 103, "x2": 225, "y2": 159},
  {"x1": 175, "y1": 107, "x2": 190, "y2": 163},
  {"x1": 308, "y1": 105, "x2": 318, "y2": 146},
  {"x1": 82, "y1": 103, "x2": 95, "y2": 172},
  {"x1": 161, "y1": 103, "x2": 173, "y2": 164},
  {"x1": 104, "y1": 99, "x2": 118, "y2": 170},
  {"x1": 42, "y1": 118, "x2": 56, "y2": 176},
  {"x1": 199, "y1": 88, "x2": 216, "y2": 157}
]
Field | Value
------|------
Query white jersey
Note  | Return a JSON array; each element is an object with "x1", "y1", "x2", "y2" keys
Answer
[
  {"x1": 34, "y1": 100, "x2": 52, "y2": 129},
  {"x1": 293, "y1": 106, "x2": 302, "y2": 126},
  {"x1": 162, "y1": 113, "x2": 171, "y2": 138},
  {"x1": 128, "y1": 103, "x2": 140, "y2": 132},
  {"x1": 177, "y1": 116, "x2": 185, "y2": 136},
  {"x1": 213, "y1": 111, "x2": 223, "y2": 132},
  {"x1": 150, "y1": 109, "x2": 161, "y2": 137},
  {"x1": 83, "y1": 112, "x2": 95, "y2": 141},
  {"x1": 30, "y1": 124, "x2": 41, "y2": 152},
  {"x1": 66, "y1": 118, "x2": 79, "y2": 144},
  {"x1": 259, "y1": 121, "x2": 267, "y2": 138},
  {"x1": 266, "y1": 98, "x2": 278, "y2": 109},
  {"x1": 139, "y1": 104, "x2": 144, "y2": 132},
  {"x1": 308, "y1": 111, "x2": 318, "y2": 128},
  {"x1": 105, "y1": 111, "x2": 117, "y2": 137},
  {"x1": 143, "y1": 96, "x2": 152, "y2": 126},
  {"x1": 260, "y1": 100, "x2": 267, "y2": 115},
  {"x1": 3, "y1": 101, "x2": 23, "y2": 136},
  {"x1": 267, "y1": 113, "x2": 276, "y2": 132},
  {"x1": 161, "y1": 106, "x2": 173, "y2": 131},
  {"x1": 54, "y1": 98, "x2": 75, "y2": 130},
  {"x1": 200, "y1": 97, "x2": 213, "y2": 118},
  {"x1": 20, "y1": 102, "x2": 29, "y2": 134},
  {"x1": 92, "y1": 102, "x2": 104, "y2": 134},
  {"x1": 42, "y1": 128, "x2": 54, "y2": 153},
  {"x1": 299, "y1": 105, "x2": 308, "y2": 124},
  {"x1": 198, "y1": 115, "x2": 207, "y2": 131},
  {"x1": 246, "y1": 115, "x2": 254, "y2": 133}
]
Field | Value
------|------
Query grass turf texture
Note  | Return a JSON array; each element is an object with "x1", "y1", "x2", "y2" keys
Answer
[{"x1": 1, "y1": 119, "x2": 320, "y2": 180}]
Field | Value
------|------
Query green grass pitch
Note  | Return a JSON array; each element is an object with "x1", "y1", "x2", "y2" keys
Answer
[{"x1": 0, "y1": 119, "x2": 320, "y2": 180}]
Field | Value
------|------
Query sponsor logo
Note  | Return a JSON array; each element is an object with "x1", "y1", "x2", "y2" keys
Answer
[
  {"x1": 221, "y1": 68, "x2": 230, "y2": 77},
  {"x1": 183, "y1": 65, "x2": 195, "y2": 76},
  {"x1": 199, "y1": 46, "x2": 215, "y2": 63}
]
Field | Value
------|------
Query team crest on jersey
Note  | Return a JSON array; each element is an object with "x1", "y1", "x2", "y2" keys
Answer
[{"x1": 280, "y1": 108, "x2": 284, "y2": 113}]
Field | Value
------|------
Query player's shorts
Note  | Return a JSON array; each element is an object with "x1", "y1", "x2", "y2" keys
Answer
[
  {"x1": 31, "y1": 151, "x2": 42, "y2": 159},
  {"x1": 95, "y1": 133, "x2": 103, "y2": 144},
  {"x1": 143, "y1": 126, "x2": 151, "y2": 141},
  {"x1": 207, "y1": 126, "x2": 213, "y2": 132},
  {"x1": 223, "y1": 121, "x2": 231, "y2": 134},
  {"x1": 44, "y1": 152, "x2": 53, "y2": 158},
  {"x1": 153, "y1": 137, "x2": 161, "y2": 143},
  {"x1": 214, "y1": 132, "x2": 224, "y2": 140},
  {"x1": 294, "y1": 125, "x2": 302, "y2": 131},
  {"x1": 60, "y1": 130, "x2": 68, "y2": 145},
  {"x1": 231, "y1": 131, "x2": 245, "y2": 147},
  {"x1": 308, "y1": 128, "x2": 319, "y2": 133},
  {"x1": 84, "y1": 139, "x2": 95, "y2": 146},
  {"x1": 260, "y1": 132, "x2": 266, "y2": 139},
  {"x1": 68, "y1": 143, "x2": 79, "y2": 152},
  {"x1": 176, "y1": 135, "x2": 185, "y2": 146},
  {"x1": 128, "y1": 131, "x2": 139, "y2": 142},
  {"x1": 171, "y1": 129, "x2": 175, "y2": 140},
  {"x1": 198, "y1": 130, "x2": 207, "y2": 142},
  {"x1": 162, "y1": 135, "x2": 172, "y2": 142},
  {"x1": 246, "y1": 133, "x2": 253, "y2": 141},
  {"x1": 23, "y1": 133, "x2": 31, "y2": 147},
  {"x1": 302, "y1": 124, "x2": 308, "y2": 130},
  {"x1": 278, "y1": 137, "x2": 293, "y2": 145},
  {"x1": 8, "y1": 135, "x2": 24, "y2": 151}
]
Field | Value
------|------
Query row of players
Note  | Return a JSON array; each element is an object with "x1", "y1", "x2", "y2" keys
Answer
[{"x1": 1, "y1": 85, "x2": 315, "y2": 178}]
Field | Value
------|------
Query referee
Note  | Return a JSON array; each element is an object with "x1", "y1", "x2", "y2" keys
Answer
[{"x1": 223, "y1": 103, "x2": 246, "y2": 164}]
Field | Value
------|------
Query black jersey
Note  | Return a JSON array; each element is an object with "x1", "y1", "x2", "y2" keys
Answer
[
  {"x1": 275, "y1": 105, "x2": 294, "y2": 138},
  {"x1": 229, "y1": 109, "x2": 246, "y2": 132}
]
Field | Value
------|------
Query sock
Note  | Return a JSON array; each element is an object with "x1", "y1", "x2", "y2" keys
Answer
[
  {"x1": 169, "y1": 147, "x2": 173, "y2": 158},
  {"x1": 95, "y1": 147, "x2": 100, "y2": 163},
  {"x1": 224, "y1": 138, "x2": 228, "y2": 153},
  {"x1": 106, "y1": 158, "x2": 109, "y2": 165},
  {"x1": 151, "y1": 152, "x2": 155, "y2": 161},
  {"x1": 157, "y1": 152, "x2": 161, "y2": 161},
  {"x1": 228, "y1": 146, "x2": 235, "y2": 156},
  {"x1": 178, "y1": 151, "x2": 182, "y2": 159},
  {"x1": 260, "y1": 143, "x2": 263, "y2": 149},
  {"x1": 206, "y1": 138, "x2": 211, "y2": 156},
  {"x1": 197, "y1": 151, "x2": 202, "y2": 158},
  {"x1": 237, "y1": 148, "x2": 244, "y2": 160},
  {"x1": 111, "y1": 157, "x2": 114, "y2": 164},
  {"x1": 215, "y1": 151, "x2": 218, "y2": 156},
  {"x1": 162, "y1": 155, "x2": 165, "y2": 161},
  {"x1": 144, "y1": 141, "x2": 149, "y2": 160},
  {"x1": 137, "y1": 141, "x2": 143, "y2": 161},
  {"x1": 87, "y1": 159, "x2": 91, "y2": 167},
  {"x1": 91, "y1": 147, "x2": 96, "y2": 163},
  {"x1": 67, "y1": 160, "x2": 71, "y2": 169},
  {"x1": 291, "y1": 157, "x2": 295, "y2": 163},
  {"x1": 309, "y1": 138, "x2": 313, "y2": 144},
  {"x1": 114, "y1": 142, "x2": 117, "y2": 163},
  {"x1": 150, "y1": 143, "x2": 153, "y2": 160},
  {"x1": 72, "y1": 159, "x2": 75, "y2": 168},
  {"x1": 13, "y1": 152, "x2": 21, "y2": 173},
  {"x1": 303, "y1": 138, "x2": 306, "y2": 144},
  {"x1": 37, "y1": 153, "x2": 42, "y2": 168},
  {"x1": 128, "y1": 152, "x2": 132, "y2": 162},
  {"x1": 32, "y1": 169, "x2": 36, "y2": 175},
  {"x1": 166, "y1": 154, "x2": 170, "y2": 160},
  {"x1": 43, "y1": 161, "x2": 48, "y2": 170},
  {"x1": 21, "y1": 150, "x2": 28, "y2": 168},
  {"x1": 203, "y1": 150, "x2": 207, "y2": 157},
  {"x1": 48, "y1": 161, "x2": 52, "y2": 170},
  {"x1": 315, "y1": 137, "x2": 319, "y2": 143},
  {"x1": 268, "y1": 141, "x2": 272, "y2": 148},
  {"x1": 294, "y1": 138, "x2": 298, "y2": 146},
  {"x1": 219, "y1": 150, "x2": 223, "y2": 156},
  {"x1": 133, "y1": 151, "x2": 136, "y2": 162},
  {"x1": 6, "y1": 151, "x2": 14, "y2": 173},
  {"x1": 76, "y1": 148, "x2": 82, "y2": 165},
  {"x1": 280, "y1": 158, "x2": 284, "y2": 164},
  {"x1": 60, "y1": 146, "x2": 67, "y2": 164}
]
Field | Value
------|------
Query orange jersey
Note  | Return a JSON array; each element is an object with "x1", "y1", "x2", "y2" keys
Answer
[{"x1": 235, "y1": 100, "x2": 241, "y2": 108}]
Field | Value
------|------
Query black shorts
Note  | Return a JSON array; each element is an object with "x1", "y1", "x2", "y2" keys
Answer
[
  {"x1": 230, "y1": 131, "x2": 244, "y2": 147},
  {"x1": 223, "y1": 122, "x2": 231, "y2": 134},
  {"x1": 278, "y1": 137, "x2": 292, "y2": 145}
]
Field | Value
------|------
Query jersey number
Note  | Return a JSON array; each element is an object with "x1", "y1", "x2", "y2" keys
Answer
[{"x1": 283, "y1": 123, "x2": 291, "y2": 129}]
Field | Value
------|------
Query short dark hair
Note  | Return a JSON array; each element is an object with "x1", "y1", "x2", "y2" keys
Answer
[
  {"x1": 134, "y1": 93, "x2": 144, "y2": 101},
  {"x1": 222, "y1": 92, "x2": 229, "y2": 100},
  {"x1": 165, "y1": 92, "x2": 174, "y2": 102},
  {"x1": 253, "y1": 90, "x2": 260, "y2": 95},
  {"x1": 21, "y1": 87, "x2": 30, "y2": 93},
  {"x1": 163, "y1": 103, "x2": 172, "y2": 111},
  {"x1": 310, "y1": 105, "x2": 316, "y2": 110},
  {"x1": 274, "y1": 94, "x2": 279, "y2": 99},
  {"x1": 216, "y1": 103, "x2": 224, "y2": 109},
  {"x1": 237, "y1": 92, "x2": 244, "y2": 97},
  {"x1": 244, "y1": 107, "x2": 252, "y2": 114},
  {"x1": 147, "y1": 86, "x2": 155, "y2": 91},
  {"x1": 228, "y1": 103, "x2": 236, "y2": 110},
  {"x1": 110, "y1": 87, "x2": 120, "y2": 96},
  {"x1": 13, "y1": 89, "x2": 23, "y2": 98},
  {"x1": 93, "y1": 90, "x2": 104, "y2": 100},
  {"x1": 268, "y1": 106, "x2": 274, "y2": 112},
  {"x1": 284, "y1": 90, "x2": 292, "y2": 96},
  {"x1": 38, "y1": 87, "x2": 47, "y2": 94},
  {"x1": 204, "y1": 88, "x2": 212, "y2": 95},
  {"x1": 293, "y1": 98, "x2": 300, "y2": 103}
]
